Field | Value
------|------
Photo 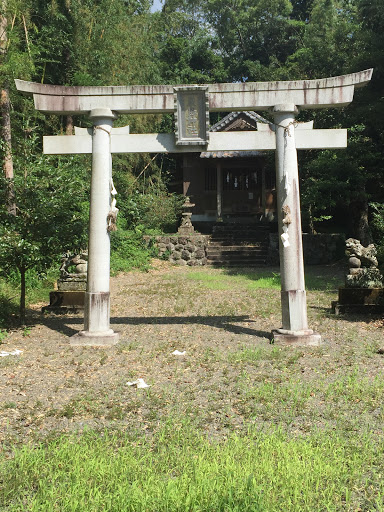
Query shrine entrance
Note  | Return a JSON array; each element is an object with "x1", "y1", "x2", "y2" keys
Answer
[
  {"x1": 15, "y1": 69, "x2": 373, "y2": 346},
  {"x1": 182, "y1": 111, "x2": 275, "y2": 224}
]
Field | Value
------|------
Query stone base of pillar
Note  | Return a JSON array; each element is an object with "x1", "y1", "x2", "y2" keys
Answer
[
  {"x1": 84, "y1": 291, "x2": 111, "y2": 332},
  {"x1": 281, "y1": 290, "x2": 309, "y2": 332},
  {"x1": 271, "y1": 329, "x2": 321, "y2": 346},
  {"x1": 70, "y1": 329, "x2": 120, "y2": 347}
]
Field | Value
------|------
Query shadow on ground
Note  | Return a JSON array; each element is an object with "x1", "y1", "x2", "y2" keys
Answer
[{"x1": 41, "y1": 314, "x2": 272, "y2": 340}]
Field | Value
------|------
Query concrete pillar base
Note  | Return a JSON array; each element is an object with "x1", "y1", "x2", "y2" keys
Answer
[
  {"x1": 70, "y1": 330, "x2": 120, "y2": 347},
  {"x1": 281, "y1": 290, "x2": 309, "y2": 333},
  {"x1": 271, "y1": 330, "x2": 321, "y2": 346},
  {"x1": 84, "y1": 291, "x2": 111, "y2": 333}
]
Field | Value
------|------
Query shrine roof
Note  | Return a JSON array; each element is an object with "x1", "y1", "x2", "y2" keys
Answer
[
  {"x1": 200, "y1": 150, "x2": 264, "y2": 158},
  {"x1": 210, "y1": 111, "x2": 267, "y2": 132}
]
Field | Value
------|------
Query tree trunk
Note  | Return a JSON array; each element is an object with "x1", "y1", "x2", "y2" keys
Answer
[
  {"x1": 350, "y1": 198, "x2": 373, "y2": 246},
  {"x1": 19, "y1": 265, "x2": 26, "y2": 327},
  {"x1": 1, "y1": 2, "x2": 16, "y2": 214},
  {"x1": 66, "y1": 115, "x2": 74, "y2": 135},
  {"x1": 1, "y1": 88, "x2": 13, "y2": 179}
]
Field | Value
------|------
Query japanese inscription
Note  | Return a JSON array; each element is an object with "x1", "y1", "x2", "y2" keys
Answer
[{"x1": 174, "y1": 86, "x2": 209, "y2": 145}]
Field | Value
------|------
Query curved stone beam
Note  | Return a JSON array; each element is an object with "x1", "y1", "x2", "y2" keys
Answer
[{"x1": 15, "y1": 69, "x2": 372, "y2": 115}]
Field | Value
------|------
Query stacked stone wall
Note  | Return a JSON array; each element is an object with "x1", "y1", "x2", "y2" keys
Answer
[
  {"x1": 147, "y1": 232, "x2": 345, "y2": 267},
  {"x1": 268, "y1": 233, "x2": 346, "y2": 265},
  {"x1": 144, "y1": 235, "x2": 209, "y2": 266}
]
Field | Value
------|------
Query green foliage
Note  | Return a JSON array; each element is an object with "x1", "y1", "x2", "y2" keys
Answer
[
  {"x1": 121, "y1": 191, "x2": 183, "y2": 233},
  {"x1": 0, "y1": 155, "x2": 89, "y2": 276},
  {"x1": 1, "y1": 425, "x2": 383, "y2": 511},
  {"x1": 110, "y1": 217, "x2": 158, "y2": 273},
  {"x1": 370, "y1": 202, "x2": 384, "y2": 269},
  {"x1": 0, "y1": 153, "x2": 89, "y2": 323}
]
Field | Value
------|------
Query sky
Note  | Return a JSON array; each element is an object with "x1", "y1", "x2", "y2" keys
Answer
[{"x1": 150, "y1": 0, "x2": 163, "y2": 12}]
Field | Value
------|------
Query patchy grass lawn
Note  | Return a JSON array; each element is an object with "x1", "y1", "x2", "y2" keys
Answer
[{"x1": 0, "y1": 262, "x2": 383, "y2": 511}]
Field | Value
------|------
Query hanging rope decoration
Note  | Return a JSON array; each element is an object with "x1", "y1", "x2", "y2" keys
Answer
[
  {"x1": 107, "y1": 178, "x2": 119, "y2": 232},
  {"x1": 254, "y1": 112, "x2": 298, "y2": 135},
  {"x1": 94, "y1": 125, "x2": 112, "y2": 136},
  {"x1": 91, "y1": 125, "x2": 118, "y2": 231}
]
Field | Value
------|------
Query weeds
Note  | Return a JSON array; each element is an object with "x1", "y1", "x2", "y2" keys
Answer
[
  {"x1": 1, "y1": 265, "x2": 383, "y2": 511},
  {"x1": 1, "y1": 425, "x2": 383, "y2": 512}
]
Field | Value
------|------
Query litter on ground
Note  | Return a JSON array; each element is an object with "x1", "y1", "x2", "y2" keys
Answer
[
  {"x1": 0, "y1": 349, "x2": 23, "y2": 357},
  {"x1": 126, "y1": 378, "x2": 150, "y2": 388}
]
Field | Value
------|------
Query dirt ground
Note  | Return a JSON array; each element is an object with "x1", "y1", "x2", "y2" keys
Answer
[{"x1": 0, "y1": 261, "x2": 383, "y2": 450}]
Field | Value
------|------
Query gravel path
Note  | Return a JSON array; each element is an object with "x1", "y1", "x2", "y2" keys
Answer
[{"x1": 1, "y1": 262, "x2": 383, "y2": 449}]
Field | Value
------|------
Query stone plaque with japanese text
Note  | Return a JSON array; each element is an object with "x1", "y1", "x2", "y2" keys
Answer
[{"x1": 174, "y1": 86, "x2": 209, "y2": 145}]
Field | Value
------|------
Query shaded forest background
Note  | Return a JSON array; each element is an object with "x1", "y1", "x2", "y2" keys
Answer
[{"x1": 1, "y1": 0, "x2": 384, "y2": 322}]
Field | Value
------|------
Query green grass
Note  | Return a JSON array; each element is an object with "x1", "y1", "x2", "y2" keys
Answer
[
  {"x1": 1, "y1": 264, "x2": 382, "y2": 511},
  {"x1": 1, "y1": 424, "x2": 383, "y2": 512},
  {"x1": 187, "y1": 270, "x2": 281, "y2": 290},
  {"x1": 187, "y1": 268, "x2": 341, "y2": 292}
]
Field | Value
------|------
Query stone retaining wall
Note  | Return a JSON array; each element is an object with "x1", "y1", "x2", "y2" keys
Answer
[
  {"x1": 146, "y1": 232, "x2": 345, "y2": 266},
  {"x1": 268, "y1": 233, "x2": 345, "y2": 265},
  {"x1": 144, "y1": 235, "x2": 209, "y2": 266}
]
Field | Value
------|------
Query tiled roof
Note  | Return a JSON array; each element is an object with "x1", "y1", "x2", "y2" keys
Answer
[
  {"x1": 209, "y1": 111, "x2": 267, "y2": 132},
  {"x1": 200, "y1": 150, "x2": 264, "y2": 158}
]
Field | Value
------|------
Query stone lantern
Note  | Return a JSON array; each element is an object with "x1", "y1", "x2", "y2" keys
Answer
[{"x1": 178, "y1": 196, "x2": 195, "y2": 235}]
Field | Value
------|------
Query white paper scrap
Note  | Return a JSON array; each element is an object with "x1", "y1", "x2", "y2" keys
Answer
[
  {"x1": 172, "y1": 350, "x2": 186, "y2": 356},
  {"x1": 0, "y1": 349, "x2": 23, "y2": 357},
  {"x1": 281, "y1": 233, "x2": 290, "y2": 248},
  {"x1": 284, "y1": 174, "x2": 291, "y2": 195},
  {"x1": 126, "y1": 378, "x2": 150, "y2": 389}
]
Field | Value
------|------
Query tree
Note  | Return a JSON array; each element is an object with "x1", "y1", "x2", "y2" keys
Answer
[
  {"x1": 0, "y1": 154, "x2": 89, "y2": 324},
  {"x1": 1, "y1": 0, "x2": 34, "y2": 214}
]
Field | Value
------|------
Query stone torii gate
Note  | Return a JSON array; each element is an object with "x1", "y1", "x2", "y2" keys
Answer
[{"x1": 16, "y1": 69, "x2": 372, "y2": 346}]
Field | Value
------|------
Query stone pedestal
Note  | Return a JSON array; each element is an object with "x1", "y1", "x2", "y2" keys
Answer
[
  {"x1": 42, "y1": 291, "x2": 85, "y2": 313},
  {"x1": 70, "y1": 329, "x2": 119, "y2": 347},
  {"x1": 272, "y1": 330, "x2": 322, "y2": 346},
  {"x1": 42, "y1": 268, "x2": 87, "y2": 313},
  {"x1": 332, "y1": 287, "x2": 384, "y2": 315}
]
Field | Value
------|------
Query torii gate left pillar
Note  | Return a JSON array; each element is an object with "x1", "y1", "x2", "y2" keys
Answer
[{"x1": 71, "y1": 108, "x2": 120, "y2": 346}]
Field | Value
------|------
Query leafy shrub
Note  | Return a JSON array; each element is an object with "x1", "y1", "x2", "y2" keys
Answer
[
  {"x1": 370, "y1": 202, "x2": 384, "y2": 271},
  {"x1": 110, "y1": 218, "x2": 159, "y2": 273},
  {"x1": 120, "y1": 191, "x2": 183, "y2": 233}
]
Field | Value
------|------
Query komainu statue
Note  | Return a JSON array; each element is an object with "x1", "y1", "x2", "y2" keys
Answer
[
  {"x1": 60, "y1": 250, "x2": 88, "y2": 281},
  {"x1": 345, "y1": 238, "x2": 378, "y2": 268},
  {"x1": 345, "y1": 238, "x2": 383, "y2": 288}
]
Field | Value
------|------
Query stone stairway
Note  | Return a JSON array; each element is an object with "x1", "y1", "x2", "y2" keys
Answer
[{"x1": 206, "y1": 223, "x2": 270, "y2": 267}]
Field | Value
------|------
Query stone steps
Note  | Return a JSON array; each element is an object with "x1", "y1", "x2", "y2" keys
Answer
[{"x1": 206, "y1": 223, "x2": 270, "y2": 267}]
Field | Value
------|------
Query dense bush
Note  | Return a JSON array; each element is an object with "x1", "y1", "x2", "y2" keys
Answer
[
  {"x1": 110, "y1": 216, "x2": 160, "y2": 274},
  {"x1": 370, "y1": 203, "x2": 384, "y2": 272},
  {"x1": 120, "y1": 191, "x2": 184, "y2": 233}
]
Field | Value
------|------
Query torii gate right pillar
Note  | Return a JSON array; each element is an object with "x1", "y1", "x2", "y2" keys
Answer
[{"x1": 272, "y1": 104, "x2": 321, "y2": 345}]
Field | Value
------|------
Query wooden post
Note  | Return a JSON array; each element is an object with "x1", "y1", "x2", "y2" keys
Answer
[{"x1": 216, "y1": 162, "x2": 223, "y2": 221}]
